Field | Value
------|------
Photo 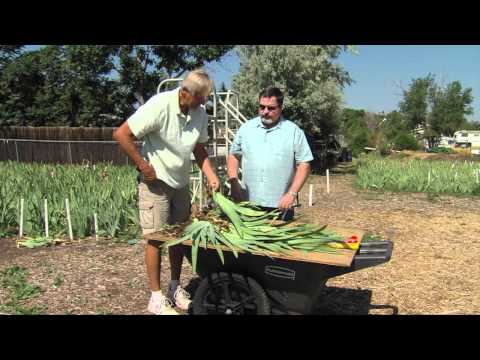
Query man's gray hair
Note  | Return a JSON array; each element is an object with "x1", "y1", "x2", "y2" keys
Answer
[{"x1": 181, "y1": 69, "x2": 213, "y2": 98}]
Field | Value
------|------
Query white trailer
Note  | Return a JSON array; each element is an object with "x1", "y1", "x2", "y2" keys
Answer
[{"x1": 453, "y1": 130, "x2": 480, "y2": 154}]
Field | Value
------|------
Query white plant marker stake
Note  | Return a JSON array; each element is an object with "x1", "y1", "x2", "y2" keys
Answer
[
  {"x1": 65, "y1": 198, "x2": 73, "y2": 241},
  {"x1": 191, "y1": 178, "x2": 198, "y2": 203},
  {"x1": 94, "y1": 213, "x2": 99, "y2": 241},
  {"x1": 326, "y1": 169, "x2": 330, "y2": 194},
  {"x1": 199, "y1": 171, "x2": 204, "y2": 209},
  {"x1": 19, "y1": 198, "x2": 24, "y2": 238},
  {"x1": 308, "y1": 184, "x2": 313, "y2": 207},
  {"x1": 44, "y1": 198, "x2": 49, "y2": 238}
]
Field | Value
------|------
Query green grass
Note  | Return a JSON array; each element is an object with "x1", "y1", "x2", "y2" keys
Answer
[
  {"x1": 95, "y1": 309, "x2": 113, "y2": 315},
  {"x1": 356, "y1": 155, "x2": 480, "y2": 196},
  {"x1": 53, "y1": 273, "x2": 64, "y2": 289},
  {"x1": 0, "y1": 161, "x2": 217, "y2": 242},
  {"x1": 362, "y1": 233, "x2": 385, "y2": 243},
  {"x1": 0, "y1": 265, "x2": 46, "y2": 314},
  {"x1": 0, "y1": 161, "x2": 142, "y2": 241},
  {"x1": 427, "y1": 146, "x2": 455, "y2": 154}
]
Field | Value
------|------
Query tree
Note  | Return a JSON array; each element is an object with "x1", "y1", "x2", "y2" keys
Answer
[
  {"x1": 112, "y1": 45, "x2": 234, "y2": 109},
  {"x1": 0, "y1": 50, "x2": 44, "y2": 125},
  {"x1": 398, "y1": 75, "x2": 474, "y2": 146},
  {"x1": 231, "y1": 46, "x2": 354, "y2": 136},
  {"x1": 399, "y1": 74, "x2": 435, "y2": 131},
  {"x1": 0, "y1": 45, "x2": 23, "y2": 70},
  {"x1": 59, "y1": 45, "x2": 118, "y2": 126},
  {"x1": 0, "y1": 45, "x2": 119, "y2": 126},
  {"x1": 340, "y1": 109, "x2": 414, "y2": 155},
  {"x1": 382, "y1": 110, "x2": 408, "y2": 141},
  {"x1": 463, "y1": 121, "x2": 480, "y2": 130},
  {"x1": 392, "y1": 132, "x2": 420, "y2": 151},
  {"x1": 0, "y1": 45, "x2": 234, "y2": 127},
  {"x1": 340, "y1": 108, "x2": 371, "y2": 156},
  {"x1": 429, "y1": 80, "x2": 473, "y2": 137}
]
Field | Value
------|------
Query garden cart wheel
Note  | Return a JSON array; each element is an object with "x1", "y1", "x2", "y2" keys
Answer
[{"x1": 192, "y1": 272, "x2": 271, "y2": 315}]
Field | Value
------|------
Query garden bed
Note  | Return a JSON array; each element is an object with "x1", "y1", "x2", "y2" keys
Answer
[{"x1": 1, "y1": 174, "x2": 480, "y2": 314}]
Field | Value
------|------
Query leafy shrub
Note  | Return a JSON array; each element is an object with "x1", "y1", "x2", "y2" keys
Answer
[
  {"x1": 393, "y1": 132, "x2": 420, "y2": 151},
  {"x1": 427, "y1": 146, "x2": 455, "y2": 154}
]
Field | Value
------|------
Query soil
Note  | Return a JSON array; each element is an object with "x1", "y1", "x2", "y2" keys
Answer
[
  {"x1": 391, "y1": 149, "x2": 480, "y2": 162},
  {"x1": 1, "y1": 173, "x2": 480, "y2": 315}
]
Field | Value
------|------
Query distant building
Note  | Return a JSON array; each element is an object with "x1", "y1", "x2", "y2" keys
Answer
[
  {"x1": 453, "y1": 130, "x2": 480, "y2": 154},
  {"x1": 439, "y1": 136, "x2": 455, "y2": 148}
]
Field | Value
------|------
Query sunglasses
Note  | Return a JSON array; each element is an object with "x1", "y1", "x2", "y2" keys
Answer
[{"x1": 259, "y1": 105, "x2": 279, "y2": 111}]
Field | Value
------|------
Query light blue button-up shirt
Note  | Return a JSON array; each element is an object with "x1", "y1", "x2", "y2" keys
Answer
[{"x1": 230, "y1": 116, "x2": 314, "y2": 208}]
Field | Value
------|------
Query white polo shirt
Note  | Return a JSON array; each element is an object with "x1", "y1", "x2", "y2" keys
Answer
[{"x1": 127, "y1": 87, "x2": 209, "y2": 189}]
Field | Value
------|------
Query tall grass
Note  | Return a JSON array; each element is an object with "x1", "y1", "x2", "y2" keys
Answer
[
  {"x1": 0, "y1": 161, "x2": 141, "y2": 239},
  {"x1": 355, "y1": 155, "x2": 480, "y2": 196}
]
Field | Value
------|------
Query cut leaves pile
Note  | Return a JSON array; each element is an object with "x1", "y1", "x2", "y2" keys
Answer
[
  {"x1": 163, "y1": 192, "x2": 356, "y2": 273},
  {"x1": 17, "y1": 236, "x2": 58, "y2": 249}
]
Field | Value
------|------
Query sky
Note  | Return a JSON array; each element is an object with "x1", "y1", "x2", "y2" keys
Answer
[
  {"x1": 23, "y1": 45, "x2": 480, "y2": 121},
  {"x1": 205, "y1": 45, "x2": 480, "y2": 122}
]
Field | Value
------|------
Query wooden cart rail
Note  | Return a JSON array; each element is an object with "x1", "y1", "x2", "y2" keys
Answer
[{"x1": 144, "y1": 226, "x2": 364, "y2": 267}]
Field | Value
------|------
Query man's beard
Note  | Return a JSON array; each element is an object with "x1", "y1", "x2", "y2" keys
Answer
[{"x1": 261, "y1": 117, "x2": 274, "y2": 126}]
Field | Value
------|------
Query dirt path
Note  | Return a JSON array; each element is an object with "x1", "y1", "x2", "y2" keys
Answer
[
  {"x1": 1, "y1": 174, "x2": 479, "y2": 314},
  {"x1": 0, "y1": 239, "x2": 193, "y2": 315},
  {"x1": 298, "y1": 174, "x2": 480, "y2": 314}
]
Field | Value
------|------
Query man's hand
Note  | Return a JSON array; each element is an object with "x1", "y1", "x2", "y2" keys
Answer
[
  {"x1": 278, "y1": 192, "x2": 296, "y2": 211},
  {"x1": 207, "y1": 174, "x2": 220, "y2": 192},
  {"x1": 229, "y1": 179, "x2": 244, "y2": 202},
  {"x1": 139, "y1": 163, "x2": 157, "y2": 183}
]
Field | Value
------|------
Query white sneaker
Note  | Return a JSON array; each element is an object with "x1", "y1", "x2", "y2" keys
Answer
[
  {"x1": 147, "y1": 294, "x2": 180, "y2": 315},
  {"x1": 168, "y1": 286, "x2": 192, "y2": 311}
]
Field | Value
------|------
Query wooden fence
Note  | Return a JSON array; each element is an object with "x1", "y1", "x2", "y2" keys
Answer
[
  {"x1": 0, "y1": 126, "x2": 140, "y2": 165},
  {"x1": 0, "y1": 126, "x2": 117, "y2": 141}
]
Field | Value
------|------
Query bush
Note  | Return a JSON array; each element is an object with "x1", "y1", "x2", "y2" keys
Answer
[
  {"x1": 378, "y1": 142, "x2": 393, "y2": 156},
  {"x1": 427, "y1": 146, "x2": 455, "y2": 154},
  {"x1": 349, "y1": 127, "x2": 370, "y2": 157},
  {"x1": 393, "y1": 132, "x2": 420, "y2": 151}
]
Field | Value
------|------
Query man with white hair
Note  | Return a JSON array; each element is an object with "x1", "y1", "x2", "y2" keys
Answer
[{"x1": 114, "y1": 69, "x2": 220, "y2": 315}]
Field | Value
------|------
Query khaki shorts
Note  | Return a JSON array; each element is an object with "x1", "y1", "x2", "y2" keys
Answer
[{"x1": 138, "y1": 179, "x2": 191, "y2": 235}]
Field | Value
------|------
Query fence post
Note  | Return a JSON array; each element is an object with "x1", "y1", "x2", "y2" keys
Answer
[
  {"x1": 15, "y1": 140, "x2": 19, "y2": 161},
  {"x1": 68, "y1": 142, "x2": 72, "y2": 164}
]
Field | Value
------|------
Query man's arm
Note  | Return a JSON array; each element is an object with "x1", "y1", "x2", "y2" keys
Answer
[
  {"x1": 113, "y1": 122, "x2": 156, "y2": 182},
  {"x1": 226, "y1": 153, "x2": 244, "y2": 201},
  {"x1": 278, "y1": 162, "x2": 311, "y2": 210},
  {"x1": 227, "y1": 153, "x2": 240, "y2": 181},
  {"x1": 287, "y1": 162, "x2": 311, "y2": 195},
  {"x1": 193, "y1": 143, "x2": 219, "y2": 191}
]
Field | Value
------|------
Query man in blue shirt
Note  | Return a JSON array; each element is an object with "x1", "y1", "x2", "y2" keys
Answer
[{"x1": 227, "y1": 87, "x2": 313, "y2": 220}]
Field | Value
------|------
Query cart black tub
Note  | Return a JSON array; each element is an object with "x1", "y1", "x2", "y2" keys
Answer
[{"x1": 183, "y1": 239, "x2": 393, "y2": 315}]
